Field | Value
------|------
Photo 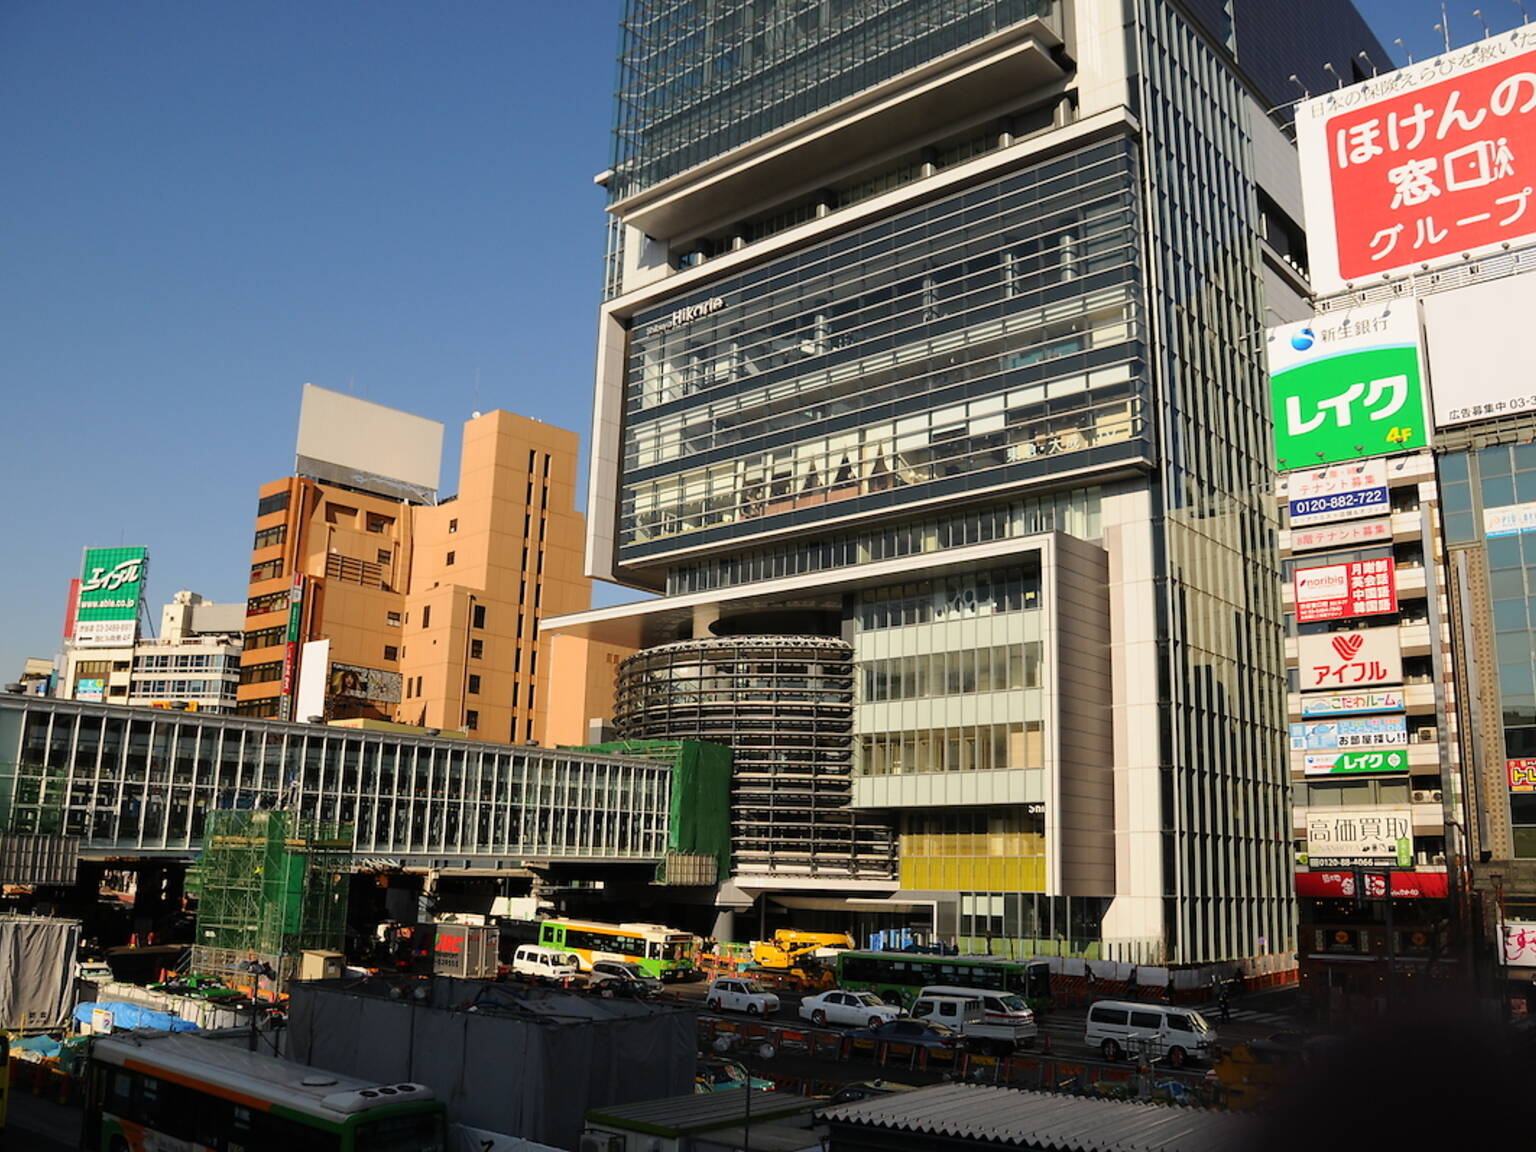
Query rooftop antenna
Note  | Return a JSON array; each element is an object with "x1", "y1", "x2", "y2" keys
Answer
[
  {"x1": 1288, "y1": 73, "x2": 1311, "y2": 99},
  {"x1": 1473, "y1": 8, "x2": 1491, "y2": 37},
  {"x1": 1434, "y1": 4, "x2": 1452, "y2": 52},
  {"x1": 1394, "y1": 37, "x2": 1415, "y2": 63},
  {"x1": 1357, "y1": 50, "x2": 1379, "y2": 76},
  {"x1": 473, "y1": 365, "x2": 481, "y2": 416},
  {"x1": 1322, "y1": 61, "x2": 1344, "y2": 88},
  {"x1": 1515, "y1": 0, "x2": 1531, "y2": 27}
]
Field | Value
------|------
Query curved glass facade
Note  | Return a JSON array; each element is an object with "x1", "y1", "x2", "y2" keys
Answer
[
  {"x1": 620, "y1": 138, "x2": 1148, "y2": 561},
  {"x1": 613, "y1": 635, "x2": 894, "y2": 877}
]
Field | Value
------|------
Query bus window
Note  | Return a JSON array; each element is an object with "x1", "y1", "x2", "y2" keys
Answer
[
  {"x1": 355, "y1": 1110, "x2": 447, "y2": 1152},
  {"x1": 647, "y1": 941, "x2": 662, "y2": 959}
]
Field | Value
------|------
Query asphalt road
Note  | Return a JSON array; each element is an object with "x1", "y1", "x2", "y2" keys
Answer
[{"x1": 4, "y1": 1084, "x2": 83, "y2": 1151}]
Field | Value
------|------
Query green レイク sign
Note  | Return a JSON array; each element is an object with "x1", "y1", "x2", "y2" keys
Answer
[
  {"x1": 1267, "y1": 308, "x2": 1430, "y2": 471},
  {"x1": 75, "y1": 546, "x2": 148, "y2": 646}
]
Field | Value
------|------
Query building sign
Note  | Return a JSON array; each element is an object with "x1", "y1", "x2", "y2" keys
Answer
[
  {"x1": 1484, "y1": 502, "x2": 1536, "y2": 538},
  {"x1": 278, "y1": 574, "x2": 305, "y2": 721},
  {"x1": 328, "y1": 662, "x2": 402, "y2": 704},
  {"x1": 1291, "y1": 716, "x2": 1408, "y2": 751},
  {"x1": 1303, "y1": 749, "x2": 1410, "y2": 776},
  {"x1": 76, "y1": 678, "x2": 105, "y2": 703},
  {"x1": 1291, "y1": 517, "x2": 1393, "y2": 552},
  {"x1": 1268, "y1": 310, "x2": 1429, "y2": 470},
  {"x1": 1509, "y1": 759, "x2": 1536, "y2": 792},
  {"x1": 1296, "y1": 870, "x2": 1448, "y2": 898},
  {"x1": 1284, "y1": 461, "x2": 1393, "y2": 529},
  {"x1": 1296, "y1": 32, "x2": 1536, "y2": 296},
  {"x1": 1305, "y1": 806, "x2": 1413, "y2": 867},
  {"x1": 1298, "y1": 628, "x2": 1403, "y2": 690},
  {"x1": 1300, "y1": 689, "x2": 1406, "y2": 717},
  {"x1": 1506, "y1": 921, "x2": 1536, "y2": 966},
  {"x1": 75, "y1": 546, "x2": 148, "y2": 647},
  {"x1": 1294, "y1": 558, "x2": 1397, "y2": 623},
  {"x1": 645, "y1": 296, "x2": 724, "y2": 336},
  {"x1": 1423, "y1": 272, "x2": 1536, "y2": 427}
]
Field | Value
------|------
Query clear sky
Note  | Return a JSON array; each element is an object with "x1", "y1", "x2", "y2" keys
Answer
[{"x1": 0, "y1": 0, "x2": 1513, "y2": 679}]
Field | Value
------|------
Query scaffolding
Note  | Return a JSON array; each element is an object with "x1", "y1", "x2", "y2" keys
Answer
[{"x1": 188, "y1": 809, "x2": 350, "y2": 995}]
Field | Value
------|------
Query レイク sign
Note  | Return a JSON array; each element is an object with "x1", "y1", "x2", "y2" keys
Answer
[
  {"x1": 1267, "y1": 310, "x2": 1429, "y2": 470},
  {"x1": 1297, "y1": 628, "x2": 1403, "y2": 690},
  {"x1": 1293, "y1": 557, "x2": 1397, "y2": 623},
  {"x1": 1303, "y1": 749, "x2": 1410, "y2": 776},
  {"x1": 75, "y1": 546, "x2": 148, "y2": 647},
  {"x1": 1284, "y1": 460, "x2": 1392, "y2": 527},
  {"x1": 1296, "y1": 33, "x2": 1536, "y2": 296}
]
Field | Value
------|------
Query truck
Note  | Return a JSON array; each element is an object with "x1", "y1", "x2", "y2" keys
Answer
[
  {"x1": 750, "y1": 929, "x2": 851, "y2": 972},
  {"x1": 909, "y1": 992, "x2": 1038, "y2": 1055}
]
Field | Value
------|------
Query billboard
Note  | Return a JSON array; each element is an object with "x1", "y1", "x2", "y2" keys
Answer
[
  {"x1": 1304, "y1": 806, "x2": 1413, "y2": 867},
  {"x1": 328, "y1": 663, "x2": 402, "y2": 704},
  {"x1": 1484, "y1": 502, "x2": 1536, "y2": 538},
  {"x1": 1296, "y1": 32, "x2": 1536, "y2": 296},
  {"x1": 1423, "y1": 272, "x2": 1536, "y2": 427},
  {"x1": 75, "y1": 547, "x2": 147, "y2": 647},
  {"x1": 1303, "y1": 749, "x2": 1410, "y2": 776},
  {"x1": 1291, "y1": 715, "x2": 1408, "y2": 751},
  {"x1": 1291, "y1": 517, "x2": 1393, "y2": 552},
  {"x1": 1300, "y1": 688, "x2": 1406, "y2": 717},
  {"x1": 1285, "y1": 461, "x2": 1394, "y2": 528},
  {"x1": 1297, "y1": 627, "x2": 1403, "y2": 690},
  {"x1": 1293, "y1": 557, "x2": 1396, "y2": 623},
  {"x1": 295, "y1": 384, "x2": 443, "y2": 495},
  {"x1": 1296, "y1": 870, "x2": 1448, "y2": 898},
  {"x1": 1268, "y1": 308, "x2": 1429, "y2": 470},
  {"x1": 1509, "y1": 759, "x2": 1536, "y2": 792},
  {"x1": 76, "y1": 679, "x2": 105, "y2": 703}
]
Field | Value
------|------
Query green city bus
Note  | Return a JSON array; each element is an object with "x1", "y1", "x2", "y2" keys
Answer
[
  {"x1": 836, "y1": 951, "x2": 1052, "y2": 1008},
  {"x1": 84, "y1": 1031, "x2": 447, "y2": 1152},
  {"x1": 537, "y1": 918, "x2": 696, "y2": 981}
]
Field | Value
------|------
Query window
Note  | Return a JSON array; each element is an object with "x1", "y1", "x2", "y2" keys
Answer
[
  {"x1": 465, "y1": 710, "x2": 479, "y2": 731},
  {"x1": 387, "y1": 612, "x2": 401, "y2": 627},
  {"x1": 366, "y1": 513, "x2": 394, "y2": 533},
  {"x1": 468, "y1": 674, "x2": 481, "y2": 694},
  {"x1": 1130, "y1": 1011, "x2": 1161, "y2": 1029},
  {"x1": 470, "y1": 639, "x2": 483, "y2": 659},
  {"x1": 253, "y1": 525, "x2": 287, "y2": 551},
  {"x1": 1090, "y1": 1006, "x2": 1128, "y2": 1025},
  {"x1": 250, "y1": 558, "x2": 284, "y2": 583},
  {"x1": 325, "y1": 502, "x2": 358, "y2": 525},
  {"x1": 377, "y1": 549, "x2": 392, "y2": 564},
  {"x1": 384, "y1": 646, "x2": 398, "y2": 662},
  {"x1": 448, "y1": 518, "x2": 458, "y2": 533},
  {"x1": 257, "y1": 491, "x2": 290, "y2": 516},
  {"x1": 446, "y1": 551, "x2": 456, "y2": 566},
  {"x1": 422, "y1": 606, "x2": 431, "y2": 628},
  {"x1": 472, "y1": 604, "x2": 486, "y2": 629}
]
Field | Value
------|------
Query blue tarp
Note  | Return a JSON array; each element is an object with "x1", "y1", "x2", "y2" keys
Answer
[
  {"x1": 71, "y1": 1000, "x2": 199, "y2": 1032},
  {"x1": 10, "y1": 1034, "x2": 63, "y2": 1058}
]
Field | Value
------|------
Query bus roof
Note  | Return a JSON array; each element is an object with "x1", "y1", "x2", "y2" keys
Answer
[
  {"x1": 840, "y1": 951, "x2": 1045, "y2": 968},
  {"x1": 544, "y1": 918, "x2": 687, "y2": 936},
  {"x1": 92, "y1": 1030, "x2": 437, "y2": 1122}
]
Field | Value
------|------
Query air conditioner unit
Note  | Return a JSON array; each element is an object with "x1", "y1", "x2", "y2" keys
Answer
[
  {"x1": 1412, "y1": 789, "x2": 1430, "y2": 803},
  {"x1": 1416, "y1": 727, "x2": 1438, "y2": 743},
  {"x1": 1432, "y1": 789, "x2": 1443, "y2": 802}
]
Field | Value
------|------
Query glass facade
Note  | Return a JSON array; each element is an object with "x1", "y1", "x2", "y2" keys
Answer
[
  {"x1": 1441, "y1": 442, "x2": 1536, "y2": 856},
  {"x1": 620, "y1": 139, "x2": 1147, "y2": 560},
  {"x1": 0, "y1": 698, "x2": 670, "y2": 861},
  {"x1": 610, "y1": 0, "x2": 1057, "y2": 200}
]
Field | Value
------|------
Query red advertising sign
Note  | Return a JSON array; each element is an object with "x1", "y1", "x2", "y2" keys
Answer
[
  {"x1": 1509, "y1": 758, "x2": 1536, "y2": 792},
  {"x1": 62, "y1": 577, "x2": 80, "y2": 641},
  {"x1": 1296, "y1": 870, "x2": 1449, "y2": 899},
  {"x1": 1294, "y1": 558, "x2": 1397, "y2": 623},
  {"x1": 1297, "y1": 34, "x2": 1536, "y2": 294}
]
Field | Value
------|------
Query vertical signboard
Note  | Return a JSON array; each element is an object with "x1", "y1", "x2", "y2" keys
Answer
[
  {"x1": 1293, "y1": 558, "x2": 1397, "y2": 622},
  {"x1": 278, "y1": 574, "x2": 305, "y2": 721},
  {"x1": 75, "y1": 547, "x2": 148, "y2": 647},
  {"x1": 1296, "y1": 33, "x2": 1536, "y2": 296},
  {"x1": 1268, "y1": 308, "x2": 1429, "y2": 470},
  {"x1": 62, "y1": 577, "x2": 80, "y2": 642}
]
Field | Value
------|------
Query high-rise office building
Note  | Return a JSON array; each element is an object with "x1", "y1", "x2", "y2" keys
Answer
[
  {"x1": 239, "y1": 385, "x2": 590, "y2": 746},
  {"x1": 550, "y1": 1, "x2": 1386, "y2": 963}
]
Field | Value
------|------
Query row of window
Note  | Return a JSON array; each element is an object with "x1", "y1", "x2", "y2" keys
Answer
[
  {"x1": 131, "y1": 679, "x2": 233, "y2": 697},
  {"x1": 857, "y1": 720, "x2": 1045, "y2": 775},
  {"x1": 252, "y1": 524, "x2": 286, "y2": 551},
  {"x1": 856, "y1": 566, "x2": 1040, "y2": 631},
  {"x1": 133, "y1": 654, "x2": 239, "y2": 672},
  {"x1": 861, "y1": 643, "x2": 1043, "y2": 703}
]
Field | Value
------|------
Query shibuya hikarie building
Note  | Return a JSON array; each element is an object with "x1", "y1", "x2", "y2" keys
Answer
[{"x1": 549, "y1": 0, "x2": 1387, "y2": 965}]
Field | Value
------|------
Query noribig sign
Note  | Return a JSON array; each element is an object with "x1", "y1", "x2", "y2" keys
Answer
[
  {"x1": 1267, "y1": 306, "x2": 1430, "y2": 470},
  {"x1": 75, "y1": 546, "x2": 148, "y2": 647}
]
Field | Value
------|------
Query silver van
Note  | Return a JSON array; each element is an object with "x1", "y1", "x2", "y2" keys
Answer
[{"x1": 1084, "y1": 1000, "x2": 1216, "y2": 1066}]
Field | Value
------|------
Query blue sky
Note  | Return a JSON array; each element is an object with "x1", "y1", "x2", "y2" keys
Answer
[{"x1": 0, "y1": 1, "x2": 1509, "y2": 678}]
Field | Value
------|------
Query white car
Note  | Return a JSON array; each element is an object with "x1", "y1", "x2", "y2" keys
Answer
[
  {"x1": 799, "y1": 989, "x2": 904, "y2": 1029},
  {"x1": 706, "y1": 977, "x2": 780, "y2": 1017}
]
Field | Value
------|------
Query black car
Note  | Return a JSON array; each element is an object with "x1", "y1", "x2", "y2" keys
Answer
[
  {"x1": 846, "y1": 1018, "x2": 966, "y2": 1052},
  {"x1": 587, "y1": 959, "x2": 663, "y2": 998}
]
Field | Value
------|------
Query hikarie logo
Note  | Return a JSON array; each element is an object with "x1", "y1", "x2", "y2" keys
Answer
[{"x1": 1331, "y1": 634, "x2": 1366, "y2": 661}]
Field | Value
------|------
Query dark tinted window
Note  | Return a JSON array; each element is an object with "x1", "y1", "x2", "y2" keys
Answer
[
  {"x1": 1167, "y1": 1014, "x2": 1194, "y2": 1032},
  {"x1": 1091, "y1": 1007, "x2": 1129, "y2": 1025},
  {"x1": 1130, "y1": 1011, "x2": 1162, "y2": 1029}
]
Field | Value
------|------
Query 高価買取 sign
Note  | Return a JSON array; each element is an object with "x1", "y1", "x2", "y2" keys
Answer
[
  {"x1": 75, "y1": 546, "x2": 147, "y2": 647},
  {"x1": 1305, "y1": 807, "x2": 1412, "y2": 867},
  {"x1": 1268, "y1": 309, "x2": 1429, "y2": 470},
  {"x1": 1293, "y1": 557, "x2": 1397, "y2": 623},
  {"x1": 1295, "y1": 33, "x2": 1536, "y2": 296},
  {"x1": 1291, "y1": 715, "x2": 1408, "y2": 751},
  {"x1": 1283, "y1": 460, "x2": 1393, "y2": 528},
  {"x1": 1297, "y1": 628, "x2": 1403, "y2": 691}
]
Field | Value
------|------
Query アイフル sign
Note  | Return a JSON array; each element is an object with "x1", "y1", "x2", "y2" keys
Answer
[
  {"x1": 75, "y1": 546, "x2": 148, "y2": 647},
  {"x1": 1268, "y1": 309, "x2": 1429, "y2": 470},
  {"x1": 1297, "y1": 628, "x2": 1403, "y2": 690},
  {"x1": 1296, "y1": 32, "x2": 1536, "y2": 296}
]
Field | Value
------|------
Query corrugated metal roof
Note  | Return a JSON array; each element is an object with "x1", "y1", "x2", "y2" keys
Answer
[
  {"x1": 815, "y1": 1083, "x2": 1259, "y2": 1151},
  {"x1": 586, "y1": 1090, "x2": 820, "y2": 1136}
]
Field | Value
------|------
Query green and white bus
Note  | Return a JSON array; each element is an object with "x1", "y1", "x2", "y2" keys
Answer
[
  {"x1": 84, "y1": 1031, "x2": 447, "y2": 1152},
  {"x1": 537, "y1": 918, "x2": 696, "y2": 981},
  {"x1": 836, "y1": 951, "x2": 1052, "y2": 1008}
]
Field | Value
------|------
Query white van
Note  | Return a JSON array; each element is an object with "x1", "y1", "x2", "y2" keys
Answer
[
  {"x1": 909, "y1": 993, "x2": 1036, "y2": 1053},
  {"x1": 917, "y1": 985, "x2": 1037, "y2": 1030},
  {"x1": 1084, "y1": 1000, "x2": 1216, "y2": 1066},
  {"x1": 512, "y1": 944, "x2": 580, "y2": 984}
]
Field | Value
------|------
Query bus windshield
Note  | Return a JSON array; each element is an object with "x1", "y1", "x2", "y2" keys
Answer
[{"x1": 355, "y1": 1111, "x2": 448, "y2": 1152}]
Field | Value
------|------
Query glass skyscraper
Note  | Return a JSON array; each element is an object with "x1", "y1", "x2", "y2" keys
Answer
[{"x1": 552, "y1": 0, "x2": 1387, "y2": 964}]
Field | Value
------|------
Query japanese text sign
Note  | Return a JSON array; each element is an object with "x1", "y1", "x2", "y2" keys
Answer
[
  {"x1": 75, "y1": 546, "x2": 147, "y2": 647},
  {"x1": 1304, "y1": 806, "x2": 1413, "y2": 867},
  {"x1": 1291, "y1": 517, "x2": 1394, "y2": 552},
  {"x1": 1300, "y1": 689, "x2": 1406, "y2": 716},
  {"x1": 1267, "y1": 309, "x2": 1429, "y2": 470},
  {"x1": 1505, "y1": 921, "x2": 1536, "y2": 965},
  {"x1": 1296, "y1": 870, "x2": 1447, "y2": 898},
  {"x1": 1484, "y1": 502, "x2": 1536, "y2": 538},
  {"x1": 1283, "y1": 460, "x2": 1392, "y2": 526},
  {"x1": 1293, "y1": 557, "x2": 1397, "y2": 622},
  {"x1": 1509, "y1": 758, "x2": 1536, "y2": 792},
  {"x1": 1291, "y1": 715, "x2": 1408, "y2": 751},
  {"x1": 1298, "y1": 627, "x2": 1403, "y2": 690},
  {"x1": 1297, "y1": 33, "x2": 1536, "y2": 295},
  {"x1": 1303, "y1": 749, "x2": 1410, "y2": 776}
]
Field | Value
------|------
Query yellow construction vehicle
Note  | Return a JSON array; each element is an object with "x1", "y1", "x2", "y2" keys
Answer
[{"x1": 749, "y1": 930, "x2": 854, "y2": 988}]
